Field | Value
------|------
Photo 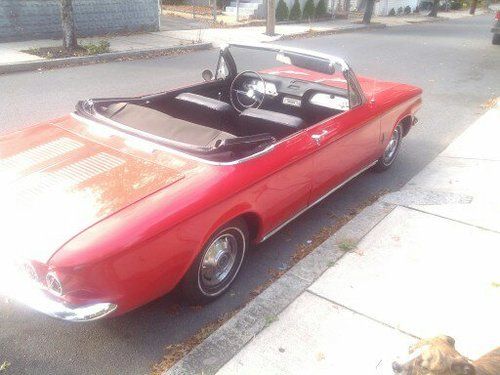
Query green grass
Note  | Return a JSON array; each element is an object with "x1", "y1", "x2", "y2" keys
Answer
[
  {"x1": 264, "y1": 315, "x2": 278, "y2": 327},
  {"x1": 338, "y1": 240, "x2": 356, "y2": 251}
]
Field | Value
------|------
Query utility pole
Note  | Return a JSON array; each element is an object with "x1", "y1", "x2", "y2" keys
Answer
[
  {"x1": 236, "y1": 0, "x2": 240, "y2": 22},
  {"x1": 266, "y1": 0, "x2": 275, "y2": 35},
  {"x1": 212, "y1": 0, "x2": 217, "y2": 21}
]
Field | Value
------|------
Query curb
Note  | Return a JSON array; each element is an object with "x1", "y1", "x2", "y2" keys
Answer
[
  {"x1": 0, "y1": 42, "x2": 212, "y2": 75},
  {"x1": 164, "y1": 198, "x2": 396, "y2": 375},
  {"x1": 276, "y1": 23, "x2": 386, "y2": 41}
]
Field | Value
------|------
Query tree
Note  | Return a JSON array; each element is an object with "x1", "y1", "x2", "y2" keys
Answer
[
  {"x1": 302, "y1": 0, "x2": 316, "y2": 20},
  {"x1": 315, "y1": 0, "x2": 328, "y2": 18},
  {"x1": 289, "y1": 0, "x2": 302, "y2": 20},
  {"x1": 362, "y1": 0, "x2": 375, "y2": 23},
  {"x1": 469, "y1": 0, "x2": 478, "y2": 14},
  {"x1": 266, "y1": 0, "x2": 276, "y2": 35},
  {"x1": 428, "y1": 0, "x2": 439, "y2": 17},
  {"x1": 276, "y1": 0, "x2": 290, "y2": 21},
  {"x1": 60, "y1": 0, "x2": 77, "y2": 50}
]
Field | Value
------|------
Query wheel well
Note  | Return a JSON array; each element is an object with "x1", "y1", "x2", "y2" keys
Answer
[
  {"x1": 400, "y1": 115, "x2": 413, "y2": 137},
  {"x1": 238, "y1": 212, "x2": 262, "y2": 243}
]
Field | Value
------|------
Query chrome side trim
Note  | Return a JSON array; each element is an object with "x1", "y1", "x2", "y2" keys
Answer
[
  {"x1": 69, "y1": 112, "x2": 276, "y2": 166},
  {"x1": 260, "y1": 160, "x2": 377, "y2": 242}
]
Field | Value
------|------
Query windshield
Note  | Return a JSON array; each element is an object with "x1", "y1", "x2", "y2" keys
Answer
[{"x1": 226, "y1": 45, "x2": 350, "y2": 92}]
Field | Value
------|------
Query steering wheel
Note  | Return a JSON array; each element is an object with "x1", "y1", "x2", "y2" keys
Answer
[{"x1": 229, "y1": 70, "x2": 266, "y2": 113}]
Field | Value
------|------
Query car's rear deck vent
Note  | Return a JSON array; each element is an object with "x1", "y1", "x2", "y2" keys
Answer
[
  {"x1": 17, "y1": 152, "x2": 125, "y2": 200},
  {"x1": 0, "y1": 137, "x2": 83, "y2": 172}
]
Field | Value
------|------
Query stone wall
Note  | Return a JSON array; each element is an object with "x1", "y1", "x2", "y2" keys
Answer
[{"x1": 0, "y1": 0, "x2": 160, "y2": 41}]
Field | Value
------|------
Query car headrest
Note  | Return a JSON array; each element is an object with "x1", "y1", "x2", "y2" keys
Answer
[{"x1": 175, "y1": 93, "x2": 233, "y2": 113}]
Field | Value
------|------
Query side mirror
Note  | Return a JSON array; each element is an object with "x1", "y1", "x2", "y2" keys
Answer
[{"x1": 202, "y1": 69, "x2": 214, "y2": 82}]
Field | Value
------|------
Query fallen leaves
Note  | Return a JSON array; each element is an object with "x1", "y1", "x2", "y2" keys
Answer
[
  {"x1": 480, "y1": 97, "x2": 498, "y2": 110},
  {"x1": 151, "y1": 311, "x2": 238, "y2": 375},
  {"x1": 0, "y1": 361, "x2": 10, "y2": 372}
]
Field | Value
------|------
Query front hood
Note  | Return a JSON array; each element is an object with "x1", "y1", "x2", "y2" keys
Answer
[{"x1": 0, "y1": 121, "x2": 184, "y2": 263}]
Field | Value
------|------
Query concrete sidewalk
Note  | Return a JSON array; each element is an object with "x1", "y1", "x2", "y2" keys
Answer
[
  {"x1": 166, "y1": 102, "x2": 500, "y2": 375},
  {"x1": 161, "y1": 9, "x2": 486, "y2": 46},
  {"x1": 0, "y1": 33, "x2": 196, "y2": 65}
]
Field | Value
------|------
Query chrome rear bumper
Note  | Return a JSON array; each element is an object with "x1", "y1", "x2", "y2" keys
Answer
[{"x1": 3, "y1": 284, "x2": 117, "y2": 322}]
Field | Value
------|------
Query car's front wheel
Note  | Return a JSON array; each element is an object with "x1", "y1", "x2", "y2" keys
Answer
[
  {"x1": 180, "y1": 218, "x2": 248, "y2": 304},
  {"x1": 374, "y1": 124, "x2": 403, "y2": 172}
]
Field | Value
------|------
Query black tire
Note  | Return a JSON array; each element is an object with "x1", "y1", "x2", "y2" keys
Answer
[
  {"x1": 493, "y1": 33, "x2": 500, "y2": 46},
  {"x1": 180, "y1": 218, "x2": 248, "y2": 305},
  {"x1": 374, "y1": 124, "x2": 403, "y2": 172}
]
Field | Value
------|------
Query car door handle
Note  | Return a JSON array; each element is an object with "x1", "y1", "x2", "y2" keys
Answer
[{"x1": 311, "y1": 130, "x2": 328, "y2": 145}]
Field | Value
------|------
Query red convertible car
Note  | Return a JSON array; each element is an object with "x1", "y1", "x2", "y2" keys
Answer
[{"x1": 0, "y1": 43, "x2": 422, "y2": 321}]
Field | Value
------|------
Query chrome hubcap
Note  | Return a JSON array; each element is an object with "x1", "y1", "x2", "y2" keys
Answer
[
  {"x1": 383, "y1": 127, "x2": 401, "y2": 164},
  {"x1": 201, "y1": 234, "x2": 238, "y2": 287}
]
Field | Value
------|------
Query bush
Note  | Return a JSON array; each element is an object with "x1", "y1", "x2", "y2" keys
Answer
[
  {"x1": 83, "y1": 40, "x2": 110, "y2": 55},
  {"x1": 388, "y1": 7, "x2": 396, "y2": 15},
  {"x1": 449, "y1": 0, "x2": 462, "y2": 9},
  {"x1": 413, "y1": 5, "x2": 419, "y2": 12},
  {"x1": 397, "y1": 6, "x2": 403, "y2": 14},
  {"x1": 276, "y1": 0, "x2": 290, "y2": 21},
  {"x1": 289, "y1": 0, "x2": 302, "y2": 20},
  {"x1": 404, "y1": 5, "x2": 411, "y2": 13},
  {"x1": 302, "y1": 0, "x2": 316, "y2": 20},
  {"x1": 315, "y1": 0, "x2": 328, "y2": 18}
]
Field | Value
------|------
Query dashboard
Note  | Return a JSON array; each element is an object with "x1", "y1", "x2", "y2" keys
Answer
[{"x1": 244, "y1": 74, "x2": 349, "y2": 113}]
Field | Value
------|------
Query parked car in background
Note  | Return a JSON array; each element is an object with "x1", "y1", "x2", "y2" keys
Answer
[
  {"x1": 492, "y1": 10, "x2": 500, "y2": 45},
  {"x1": 0, "y1": 43, "x2": 422, "y2": 322}
]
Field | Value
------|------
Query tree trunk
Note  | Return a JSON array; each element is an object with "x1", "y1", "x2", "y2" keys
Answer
[
  {"x1": 469, "y1": 0, "x2": 477, "y2": 14},
  {"x1": 362, "y1": 0, "x2": 375, "y2": 24},
  {"x1": 60, "y1": 0, "x2": 77, "y2": 50},
  {"x1": 428, "y1": 0, "x2": 439, "y2": 17},
  {"x1": 266, "y1": 0, "x2": 276, "y2": 35}
]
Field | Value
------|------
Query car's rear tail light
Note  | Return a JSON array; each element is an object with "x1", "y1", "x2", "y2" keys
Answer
[{"x1": 46, "y1": 272, "x2": 64, "y2": 296}]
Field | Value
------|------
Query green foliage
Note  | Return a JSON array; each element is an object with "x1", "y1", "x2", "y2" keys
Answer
[
  {"x1": 289, "y1": 0, "x2": 302, "y2": 20},
  {"x1": 276, "y1": 0, "x2": 290, "y2": 21},
  {"x1": 388, "y1": 7, "x2": 396, "y2": 15},
  {"x1": 404, "y1": 5, "x2": 411, "y2": 13},
  {"x1": 302, "y1": 0, "x2": 316, "y2": 20},
  {"x1": 449, "y1": 0, "x2": 463, "y2": 9},
  {"x1": 397, "y1": 6, "x2": 403, "y2": 14},
  {"x1": 83, "y1": 40, "x2": 110, "y2": 55},
  {"x1": 315, "y1": 0, "x2": 328, "y2": 18}
]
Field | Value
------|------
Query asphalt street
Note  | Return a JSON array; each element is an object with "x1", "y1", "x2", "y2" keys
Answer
[{"x1": 1, "y1": 14, "x2": 498, "y2": 375}]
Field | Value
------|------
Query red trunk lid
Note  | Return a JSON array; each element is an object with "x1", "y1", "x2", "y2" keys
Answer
[{"x1": 0, "y1": 118, "x2": 184, "y2": 263}]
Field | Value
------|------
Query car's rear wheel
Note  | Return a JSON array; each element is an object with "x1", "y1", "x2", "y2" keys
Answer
[
  {"x1": 180, "y1": 218, "x2": 248, "y2": 304},
  {"x1": 493, "y1": 33, "x2": 500, "y2": 45},
  {"x1": 374, "y1": 124, "x2": 403, "y2": 172}
]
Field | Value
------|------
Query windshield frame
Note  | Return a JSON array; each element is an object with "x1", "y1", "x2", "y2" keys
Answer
[{"x1": 218, "y1": 43, "x2": 366, "y2": 109}]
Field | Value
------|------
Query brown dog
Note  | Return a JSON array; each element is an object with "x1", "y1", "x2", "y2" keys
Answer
[{"x1": 392, "y1": 335, "x2": 500, "y2": 375}]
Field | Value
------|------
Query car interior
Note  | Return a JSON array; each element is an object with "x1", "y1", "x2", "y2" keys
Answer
[{"x1": 83, "y1": 50, "x2": 353, "y2": 162}]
